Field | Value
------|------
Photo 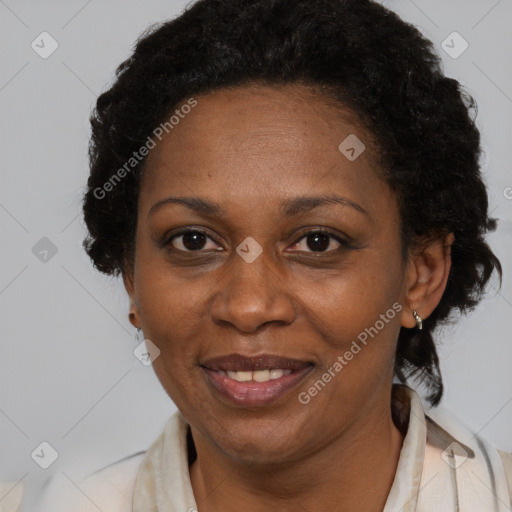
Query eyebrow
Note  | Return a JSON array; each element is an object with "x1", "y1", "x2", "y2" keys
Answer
[
  {"x1": 149, "y1": 196, "x2": 226, "y2": 218},
  {"x1": 148, "y1": 194, "x2": 368, "y2": 218},
  {"x1": 280, "y1": 195, "x2": 368, "y2": 218}
]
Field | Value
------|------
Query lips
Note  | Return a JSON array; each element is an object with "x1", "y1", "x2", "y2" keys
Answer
[
  {"x1": 202, "y1": 354, "x2": 312, "y2": 372},
  {"x1": 201, "y1": 353, "x2": 313, "y2": 407}
]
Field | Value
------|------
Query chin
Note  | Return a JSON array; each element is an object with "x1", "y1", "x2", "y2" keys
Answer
[{"x1": 203, "y1": 414, "x2": 310, "y2": 466}]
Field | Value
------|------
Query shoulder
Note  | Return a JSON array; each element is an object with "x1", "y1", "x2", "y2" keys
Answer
[
  {"x1": 421, "y1": 406, "x2": 512, "y2": 509},
  {"x1": 498, "y1": 449, "x2": 512, "y2": 493},
  {"x1": 0, "y1": 480, "x2": 24, "y2": 512},
  {"x1": 396, "y1": 386, "x2": 511, "y2": 509},
  {"x1": 38, "y1": 452, "x2": 146, "y2": 512}
]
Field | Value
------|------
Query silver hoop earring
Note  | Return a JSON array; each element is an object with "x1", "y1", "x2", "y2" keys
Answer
[{"x1": 412, "y1": 310, "x2": 423, "y2": 330}]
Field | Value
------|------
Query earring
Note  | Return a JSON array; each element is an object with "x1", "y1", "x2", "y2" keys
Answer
[
  {"x1": 412, "y1": 310, "x2": 423, "y2": 330},
  {"x1": 135, "y1": 328, "x2": 143, "y2": 343}
]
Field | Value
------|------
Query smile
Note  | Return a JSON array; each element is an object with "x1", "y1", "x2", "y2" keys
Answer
[
  {"x1": 215, "y1": 369, "x2": 292, "y2": 382},
  {"x1": 201, "y1": 354, "x2": 314, "y2": 407}
]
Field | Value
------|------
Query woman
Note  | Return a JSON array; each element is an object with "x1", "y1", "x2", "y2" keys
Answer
[{"x1": 39, "y1": 0, "x2": 511, "y2": 510}]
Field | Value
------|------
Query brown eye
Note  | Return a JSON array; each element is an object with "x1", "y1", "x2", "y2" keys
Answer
[
  {"x1": 289, "y1": 230, "x2": 346, "y2": 253},
  {"x1": 167, "y1": 230, "x2": 221, "y2": 252}
]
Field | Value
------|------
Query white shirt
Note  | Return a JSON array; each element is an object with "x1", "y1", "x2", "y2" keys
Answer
[
  {"x1": 37, "y1": 385, "x2": 512, "y2": 511},
  {"x1": 0, "y1": 481, "x2": 24, "y2": 512}
]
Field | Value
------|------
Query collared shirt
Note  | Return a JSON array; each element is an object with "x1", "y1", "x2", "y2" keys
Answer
[
  {"x1": 38, "y1": 385, "x2": 512, "y2": 512},
  {"x1": 0, "y1": 481, "x2": 24, "y2": 512}
]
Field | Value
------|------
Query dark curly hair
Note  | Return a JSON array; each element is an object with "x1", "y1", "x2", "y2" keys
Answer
[{"x1": 83, "y1": 0, "x2": 501, "y2": 406}]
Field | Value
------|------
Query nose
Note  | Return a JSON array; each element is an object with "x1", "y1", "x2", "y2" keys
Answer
[{"x1": 210, "y1": 248, "x2": 296, "y2": 333}]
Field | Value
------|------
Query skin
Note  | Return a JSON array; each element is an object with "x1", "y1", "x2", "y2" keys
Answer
[{"x1": 125, "y1": 83, "x2": 453, "y2": 512}]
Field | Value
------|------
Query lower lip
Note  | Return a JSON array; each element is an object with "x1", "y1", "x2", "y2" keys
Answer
[{"x1": 202, "y1": 366, "x2": 313, "y2": 407}]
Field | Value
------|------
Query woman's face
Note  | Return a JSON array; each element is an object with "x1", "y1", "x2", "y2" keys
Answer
[{"x1": 127, "y1": 84, "x2": 413, "y2": 464}]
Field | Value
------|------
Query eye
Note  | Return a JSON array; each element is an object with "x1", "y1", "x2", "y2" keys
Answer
[
  {"x1": 165, "y1": 228, "x2": 349, "y2": 255},
  {"x1": 166, "y1": 229, "x2": 222, "y2": 252},
  {"x1": 288, "y1": 230, "x2": 346, "y2": 253}
]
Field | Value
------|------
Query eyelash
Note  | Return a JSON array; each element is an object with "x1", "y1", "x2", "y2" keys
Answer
[{"x1": 164, "y1": 228, "x2": 351, "y2": 255}]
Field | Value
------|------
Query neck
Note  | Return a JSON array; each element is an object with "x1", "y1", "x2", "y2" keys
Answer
[{"x1": 189, "y1": 387, "x2": 405, "y2": 512}]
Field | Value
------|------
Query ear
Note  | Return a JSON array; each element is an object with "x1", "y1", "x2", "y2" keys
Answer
[
  {"x1": 123, "y1": 271, "x2": 141, "y2": 329},
  {"x1": 400, "y1": 233, "x2": 455, "y2": 329}
]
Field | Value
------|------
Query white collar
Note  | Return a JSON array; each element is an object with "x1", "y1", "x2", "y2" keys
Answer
[
  {"x1": 132, "y1": 385, "x2": 510, "y2": 512},
  {"x1": 383, "y1": 385, "x2": 426, "y2": 511}
]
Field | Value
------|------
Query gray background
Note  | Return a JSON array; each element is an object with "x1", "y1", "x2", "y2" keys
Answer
[{"x1": 0, "y1": 0, "x2": 511, "y2": 510}]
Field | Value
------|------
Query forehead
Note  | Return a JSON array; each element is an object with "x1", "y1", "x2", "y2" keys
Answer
[{"x1": 140, "y1": 84, "x2": 391, "y2": 218}]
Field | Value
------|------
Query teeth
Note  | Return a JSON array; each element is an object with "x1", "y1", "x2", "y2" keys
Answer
[
  {"x1": 270, "y1": 369, "x2": 284, "y2": 380},
  {"x1": 253, "y1": 370, "x2": 270, "y2": 382},
  {"x1": 226, "y1": 370, "x2": 252, "y2": 381},
  {"x1": 221, "y1": 369, "x2": 292, "y2": 382}
]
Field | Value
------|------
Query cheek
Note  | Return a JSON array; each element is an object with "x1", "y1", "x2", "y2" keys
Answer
[
  {"x1": 133, "y1": 265, "x2": 204, "y2": 377},
  {"x1": 295, "y1": 255, "x2": 404, "y2": 348},
  {"x1": 135, "y1": 265, "x2": 205, "y2": 407},
  {"x1": 134, "y1": 237, "x2": 210, "y2": 326},
  {"x1": 297, "y1": 279, "x2": 402, "y2": 420}
]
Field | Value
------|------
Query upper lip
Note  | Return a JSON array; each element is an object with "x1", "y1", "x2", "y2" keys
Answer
[{"x1": 201, "y1": 353, "x2": 313, "y2": 372}]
